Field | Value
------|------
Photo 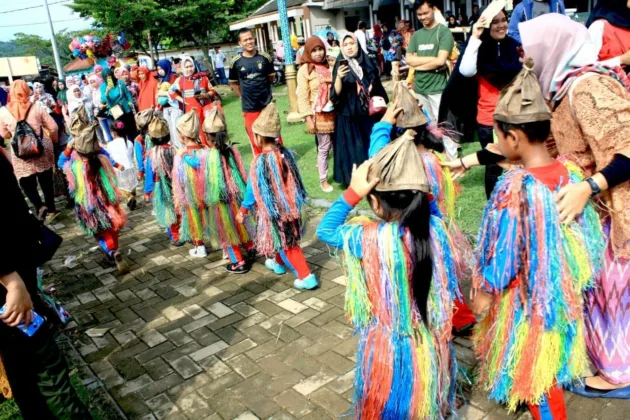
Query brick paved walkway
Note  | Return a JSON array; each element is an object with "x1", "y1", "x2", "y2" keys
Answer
[{"x1": 44, "y1": 203, "x2": 629, "y2": 419}]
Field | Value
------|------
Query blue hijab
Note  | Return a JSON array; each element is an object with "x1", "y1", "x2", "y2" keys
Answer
[{"x1": 157, "y1": 59, "x2": 174, "y2": 83}]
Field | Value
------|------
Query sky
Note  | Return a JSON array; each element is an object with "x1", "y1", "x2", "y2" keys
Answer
[{"x1": 0, "y1": 0, "x2": 93, "y2": 42}]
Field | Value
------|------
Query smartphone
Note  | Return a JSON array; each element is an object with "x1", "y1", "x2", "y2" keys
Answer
[
  {"x1": 339, "y1": 59, "x2": 348, "y2": 67},
  {"x1": 0, "y1": 304, "x2": 45, "y2": 337}
]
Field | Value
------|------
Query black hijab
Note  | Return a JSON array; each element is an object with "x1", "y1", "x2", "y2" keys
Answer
[
  {"x1": 438, "y1": 8, "x2": 521, "y2": 127},
  {"x1": 476, "y1": 10, "x2": 522, "y2": 90},
  {"x1": 587, "y1": 0, "x2": 630, "y2": 29}
]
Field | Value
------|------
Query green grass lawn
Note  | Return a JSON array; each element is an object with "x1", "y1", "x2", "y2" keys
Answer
[{"x1": 220, "y1": 86, "x2": 487, "y2": 235}]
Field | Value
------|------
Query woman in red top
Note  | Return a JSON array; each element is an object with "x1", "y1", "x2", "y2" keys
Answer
[
  {"x1": 454, "y1": 8, "x2": 521, "y2": 198},
  {"x1": 169, "y1": 56, "x2": 217, "y2": 146},
  {"x1": 136, "y1": 67, "x2": 158, "y2": 111},
  {"x1": 587, "y1": 0, "x2": 630, "y2": 69}
]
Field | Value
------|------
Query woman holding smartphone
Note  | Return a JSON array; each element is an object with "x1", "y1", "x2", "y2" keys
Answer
[{"x1": 330, "y1": 33, "x2": 387, "y2": 186}]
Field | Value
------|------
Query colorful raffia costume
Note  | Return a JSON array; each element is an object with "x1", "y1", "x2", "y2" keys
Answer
[
  {"x1": 134, "y1": 108, "x2": 155, "y2": 180},
  {"x1": 239, "y1": 102, "x2": 316, "y2": 289},
  {"x1": 202, "y1": 108, "x2": 255, "y2": 269},
  {"x1": 143, "y1": 116, "x2": 181, "y2": 244},
  {"x1": 58, "y1": 111, "x2": 128, "y2": 270},
  {"x1": 473, "y1": 60, "x2": 606, "y2": 414},
  {"x1": 317, "y1": 132, "x2": 459, "y2": 419}
]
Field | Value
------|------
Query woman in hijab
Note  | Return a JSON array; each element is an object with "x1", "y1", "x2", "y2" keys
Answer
[
  {"x1": 297, "y1": 36, "x2": 336, "y2": 193},
  {"x1": 516, "y1": 13, "x2": 630, "y2": 399},
  {"x1": 156, "y1": 59, "x2": 182, "y2": 146},
  {"x1": 157, "y1": 59, "x2": 177, "y2": 84},
  {"x1": 55, "y1": 78, "x2": 68, "y2": 107},
  {"x1": 100, "y1": 66, "x2": 137, "y2": 143},
  {"x1": 446, "y1": 8, "x2": 522, "y2": 198},
  {"x1": 116, "y1": 67, "x2": 139, "y2": 105},
  {"x1": 31, "y1": 82, "x2": 56, "y2": 114},
  {"x1": 136, "y1": 66, "x2": 158, "y2": 111},
  {"x1": 169, "y1": 55, "x2": 217, "y2": 146},
  {"x1": 587, "y1": 0, "x2": 630, "y2": 68},
  {"x1": 0, "y1": 80, "x2": 59, "y2": 222},
  {"x1": 68, "y1": 85, "x2": 93, "y2": 119},
  {"x1": 330, "y1": 33, "x2": 388, "y2": 186}
]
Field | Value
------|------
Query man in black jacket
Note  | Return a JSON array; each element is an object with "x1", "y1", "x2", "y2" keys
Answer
[{"x1": 0, "y1": 149, "x2": 88, "y2": 419}]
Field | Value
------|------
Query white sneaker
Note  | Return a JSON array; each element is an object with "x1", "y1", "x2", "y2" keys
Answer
[{"x1": 189, "y1": 245, "x2": 207, "y2": 258}]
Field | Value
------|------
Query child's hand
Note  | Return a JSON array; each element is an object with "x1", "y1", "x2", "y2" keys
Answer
[
  {"x1": 440, "y1": 159, "x2": 468, "y2": 180},
  {"x1": 381, "y1": 106, "x2": 403, "y2": 125},
  {"x1": 236, "y1": 212, "x2": 245, "y2": 224},
  {"x1": 349, "y1": 160, "x2": 380, "y2": 199},
  {"x1": 471, "y1": 290, "x2": 492, "y2": 317}
]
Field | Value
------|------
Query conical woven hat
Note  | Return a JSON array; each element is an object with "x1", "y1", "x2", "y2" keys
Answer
[
  {"x1": 494, "y1": 58, "x2": 552, "y2": 124},
  {"x1": 176, "y1": 111, "x2": 200, "y2": 140},
  {"x1": 391, "y1": 81, "x2": 427, "y2": 128},
  {"x1": 135, "y1": 108, "x2": 154, "y2": 130},
  {"x1": 148, "y1": 117, "x2": 169, "y2": 139},
  {"x1": 69, "y1": 104, "x2": 90, "y2": 137},
  {"x1": 73, "y1": 124, "x2": 100, "y2": 155},
  {"x1": 368, "y1": 130, "x2": 429, "y2": 193},
  {"x1": 203, "y1": 108, "x2": 226, "y2": 134},
  {"x1": 252, "y1": 102, "x2": 280, "y2": 138}
]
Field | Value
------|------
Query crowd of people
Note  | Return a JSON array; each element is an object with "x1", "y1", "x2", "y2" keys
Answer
[{"x1": 0, "y1": 0, "x2": 629, "y2": 418}]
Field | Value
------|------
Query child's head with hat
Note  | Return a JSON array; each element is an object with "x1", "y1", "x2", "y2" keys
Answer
[
  {"x1": 251, "y1": 102, "x2": 280, "y2": 150},
  {"x1": 493, "y1": 58, "x2": 552, "y2": 162},
  {"x1": 148, "y1": 117, "x2": 170, "y2": 145},
  {"x1": 202, "y1": 107, "x2": 229, "y2": 151},
  {"x1": 176, "y1": 111, "x2": 201, "y2": 146}
]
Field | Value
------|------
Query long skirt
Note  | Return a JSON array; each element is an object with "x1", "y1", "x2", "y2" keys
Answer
[
  {"x1": 584, "y1": 242, "x2": 630, "y2": 384},
  {"x1": 333, "y1": 114, "x2": 376, "y2": 186}
]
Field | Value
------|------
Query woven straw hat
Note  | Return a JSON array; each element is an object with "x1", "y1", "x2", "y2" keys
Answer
[
  {"x1": 148, "y1": 117, "x2": 169, "y2": 139},
  {"x1": 135, "y1": 108, "x2": 154, "y2": 130},
  {"x1": 391, "y1": 82, "x2": 427, "y2": 128},
  {"x1": 252, "y1": 102, "x2": 280, "y2": 139},
  {"x1": 74, "y1": 124, "x2": 100, "y2": 155},
  {"x1": 69, "y1": 104, "x2": 90, "y2": 137},
  {"x1": 368, "y1": 130, "x2": 429, "y2": 193},
  {"x1": 202, "y1": 108, "x2": 226, "y2": 134},
  {"x1": 176, "y1": 111, "x2": 200, "y2": 140},
  {"x1": 494, "y1": 58, "x2": 552, "y2": 124}
]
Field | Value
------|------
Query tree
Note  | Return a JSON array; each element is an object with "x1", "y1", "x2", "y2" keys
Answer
[{"x1": 13, "y1": 30, "x2": 75, "y2": 68}]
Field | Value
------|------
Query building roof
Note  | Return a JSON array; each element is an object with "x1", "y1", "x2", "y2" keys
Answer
[
  {"x1": 63, "y1": 58, "x2": 93, "y2": 73},
  {"x1": 323, "y1": 0, "x2": 368, "y2": 9},
  {"x1": 252, "y1": 0, "x2": 323, "y2": 16}
]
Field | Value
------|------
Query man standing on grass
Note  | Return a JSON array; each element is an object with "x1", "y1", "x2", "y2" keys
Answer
[
  {"x1": 229, "y1": 28, "x2": 278, "y2": 155},
  {"x1": 213, "y1": 46, "x2": 228, "y2": 85},
  {"x1": 406, "y1": 0, "x2": 458, "y2": 159}
]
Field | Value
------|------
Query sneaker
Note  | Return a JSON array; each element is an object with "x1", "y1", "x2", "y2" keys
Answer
[
  {"x1": 226, "y1": 261, "x2": 250, "y2": 274},
  {"x1": 247, "y1": 248, "x2": 257, "y2": 264},
  {"x1": 294, "y1": 274, "x2": 318, "y2": 290},
  {"x1": 189, "y1": 245, "x2": 208, "y2": 258},
  {"x1": 113, "y1": 251, "x2": 130, "y2": 274},
  {"x1": 265, "y1": 258, "x2": 287, "y2": 275},
  {"x1": 127, "y1": 198, "x2": 137, "y2": 211}
]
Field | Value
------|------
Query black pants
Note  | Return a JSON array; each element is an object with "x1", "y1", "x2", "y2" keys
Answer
[
  {"x1": 478, "y1": 124, "x2": 503, "y2": 199},
  {"x1": 0, "y1": 269, "x2": 88, "y2": 419},
  {"x1": 19, "y1": 169, "x2": 56, "y2": 213}
]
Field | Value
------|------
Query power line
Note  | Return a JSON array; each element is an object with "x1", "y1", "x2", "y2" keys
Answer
[
  {"x1": 0, "y1": 0, "x2": 70, "y2": 15},
  {"x1": 0, "y1": 18, "x2": 84, "y2": 28}
]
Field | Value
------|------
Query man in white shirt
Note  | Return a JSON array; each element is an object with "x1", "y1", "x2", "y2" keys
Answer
[
  {"x1": 213, "y1": 46, "x2": 228, "y2": 85},
  {"x1": 354, "y1": 21, "x2": 368, "y2": 53}
]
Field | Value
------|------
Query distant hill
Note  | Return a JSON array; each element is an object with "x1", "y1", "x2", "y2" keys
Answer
[{"x1": 0, "y1": 41, "x2": 27, "y2": 57}]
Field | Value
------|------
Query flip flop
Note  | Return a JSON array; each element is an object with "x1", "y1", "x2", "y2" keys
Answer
[{"x1": 566, "y1": 379, "x2": 630, "y2": 399}]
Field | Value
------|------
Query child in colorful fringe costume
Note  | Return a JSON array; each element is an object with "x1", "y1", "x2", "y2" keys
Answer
[
  {"x1": 236, "y1": 102, "x2": 317, "y2": 290},
  {"x1": 172, "y1": 111, "x2": 211, "y2": 258},
  {"x1": 58, "y1": 107, "x2": 130, "y2": 273},
  {"x1": 108, "y1": 120, "x2": 139, "y2": 211},
  {"x1": 143, "y1": 116, "x2": 182, "y2": 246},
  {"x1": 317, "y1": 133, "x2": 460, "y2": 419},
  {"x1": 202, "y1": 108, "x2": 256, "y2": 274},
  {"x1": 134, "y1": 108, "x2": 155, "y2": 186},
  {"x1": 471, "y1": 59, "x2": 606, "y2": 419},
  {"x1": 370, "y1": 96, "x2": 477, "y2": 337}
]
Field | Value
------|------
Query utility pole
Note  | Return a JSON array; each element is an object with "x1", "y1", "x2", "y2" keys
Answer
[
  {"x1": 43, "y1": 0, "x2": 64, "y2": 78},
  {"x1": 277, "y1": 0, "x2": 301, "y2": 122}
]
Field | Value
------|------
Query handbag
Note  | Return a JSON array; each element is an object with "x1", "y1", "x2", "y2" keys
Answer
[
  {"x1": 110, "y1": 104, "x2": 124, "y2": 120},
  {"x1": 359, "y1": 83, "x2": 387, "y2": 116},
  {"x1": 34, "y1": 221, "x2": 63, "y2": 267},
  {"x1": 11, "y1": 105, "x2": 45, "y2": 159}
]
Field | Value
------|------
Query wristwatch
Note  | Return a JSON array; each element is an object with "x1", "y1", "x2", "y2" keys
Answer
[{"x1": 585, "y1": 177, "x2": 601, "y2": 198}]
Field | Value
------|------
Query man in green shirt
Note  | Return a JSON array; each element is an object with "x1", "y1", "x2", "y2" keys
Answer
[{"x1": 406, "y1": 0, "x2": 457, "y2": 158}]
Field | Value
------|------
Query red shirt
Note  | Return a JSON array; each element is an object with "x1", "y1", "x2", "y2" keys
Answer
[
  {"x1": 527, "y1": 159, "x2": 569, "y2": 191},
  {"x1": 599, "y1": 21, "x2": 630, "y2": 62},
  {"x1": 476, "y1": 75, "x2": 500, "y2": 126}
]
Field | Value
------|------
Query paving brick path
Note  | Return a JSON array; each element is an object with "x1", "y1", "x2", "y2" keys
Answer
[{"x1": 44, "y1": 203, "x2": 629, "y2": 419}]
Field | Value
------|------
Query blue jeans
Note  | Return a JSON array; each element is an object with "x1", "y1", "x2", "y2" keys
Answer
[{"x1": 216, "y1": 68, "x2": 228, "y2": 85}]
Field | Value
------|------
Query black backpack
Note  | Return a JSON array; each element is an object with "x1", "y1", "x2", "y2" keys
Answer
[{"x1": 12, "y1": 104, "x2": 44, "y2": 159}]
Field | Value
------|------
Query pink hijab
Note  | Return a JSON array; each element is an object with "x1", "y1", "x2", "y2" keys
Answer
[{"x1": 520, "y1": 13, "x2": 628, "y2": 103}]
